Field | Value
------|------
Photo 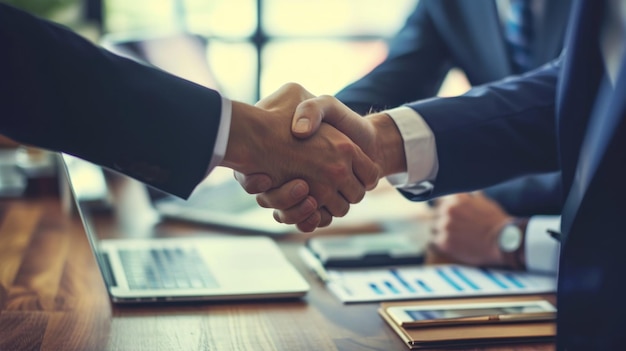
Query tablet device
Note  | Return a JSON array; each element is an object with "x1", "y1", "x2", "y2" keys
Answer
[
  {"x1": 306, "y1": 232, "x2": 426, "y2": 267},
  {"x1": 386, "y1": 300, "x2": 556, "y2": 328}
]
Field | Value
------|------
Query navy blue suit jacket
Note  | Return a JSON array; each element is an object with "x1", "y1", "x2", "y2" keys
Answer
[
  {"x1": 336, "y1": 0, "x2": 571, "y2": 216},
  {"x1": 406, "y1": 0, "x2": 626, "y2": 348},
  {"x1": 0, "y1": 5, "x2": 222, "y2": 198}
]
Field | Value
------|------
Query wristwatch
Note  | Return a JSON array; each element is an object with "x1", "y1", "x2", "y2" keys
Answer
[{"x1": 497, "y1": 219, "x2": 526, "y2": 270}]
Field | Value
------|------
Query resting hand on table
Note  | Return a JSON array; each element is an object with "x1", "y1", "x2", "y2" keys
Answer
[
  {"x1": 429, "y1": 192, "x2": 515, "y2": 267},
  {"x1": 236, "y1": 92, "x2": 406, "y2": 232},
  {"x1": 224, "y1": 83, "x2": 380, "y2": 232}
]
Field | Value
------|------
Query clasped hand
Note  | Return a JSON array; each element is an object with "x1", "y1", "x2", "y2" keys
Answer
[{"x1": 229, "y1": 83, "x2": 406, "y2": 232}]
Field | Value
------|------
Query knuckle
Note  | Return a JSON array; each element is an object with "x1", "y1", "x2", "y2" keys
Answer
[
  {"x1": 282, "y1": 82, "x2": 303, "y2": 90},
  {"x1": 318, "y1": 94, "x2": 336, "y2": 104}
]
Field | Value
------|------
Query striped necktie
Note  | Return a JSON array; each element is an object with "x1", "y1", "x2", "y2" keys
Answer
[{"x1": 505, "y1": 0, "x2": 534, "y2": 73}]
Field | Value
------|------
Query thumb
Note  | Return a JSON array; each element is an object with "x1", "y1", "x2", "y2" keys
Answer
[{"x1": 292, "y1": 95, "x2": 364, "y2": 139}]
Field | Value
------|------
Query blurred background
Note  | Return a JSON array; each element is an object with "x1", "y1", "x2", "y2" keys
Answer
[{"x1": 0, "y1": 0, "x2": 468, "y2": 197}]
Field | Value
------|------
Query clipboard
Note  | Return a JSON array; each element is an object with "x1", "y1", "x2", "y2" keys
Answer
[{"x1": 378, "y1": 295, "x2": 556, "y2": 349}]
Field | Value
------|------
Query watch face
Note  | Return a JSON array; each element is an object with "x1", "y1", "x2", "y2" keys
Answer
[{"x1": 499, "y1": 224, "x2": 522, "y2": 252}]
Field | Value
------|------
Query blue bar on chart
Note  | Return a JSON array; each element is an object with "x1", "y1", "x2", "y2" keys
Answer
[
  {"x1": 451, "y1": 266, "x2": 480, "y2": 290},
  {"x1": 435, "y1": 267, "x2": 464, "y2": 291},
  {"x1": 390, "y1": 269, "x2": 416, "y2": 293},
  {"x1": 480, "y1": 268, "x2": 509, "y2": 289}
]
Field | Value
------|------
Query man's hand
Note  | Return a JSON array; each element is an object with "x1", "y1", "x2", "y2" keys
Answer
[
  {"x1": 222, "y1": 83, "x2": 380, "y2": 232},
  {"x1": 233, "y1": 89, "x2": 407, "y2": 232},
  {"x1": 238, "y1": 94, "x2": 407, "y2": 231},
  {"x1": 429, "y1": 192, "x2": 513, "y2": 266}
]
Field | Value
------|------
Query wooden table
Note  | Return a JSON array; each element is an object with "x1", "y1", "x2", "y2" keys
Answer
[{"x1": 0, "y1": 177, "x2": 556, "y2": 351}]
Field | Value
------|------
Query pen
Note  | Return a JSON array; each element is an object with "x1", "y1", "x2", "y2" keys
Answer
[
  {"x1": 401, "y1": 311, "x2": 556, "y2": 328},
  {"x1": 546, "y1": 229, "x2": 562, "y2": 242}
]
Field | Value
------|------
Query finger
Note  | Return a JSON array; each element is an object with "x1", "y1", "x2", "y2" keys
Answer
[
  {"x1": 339, "y1": 183, "x2": 366, "y2": 205},
  {"x1": 296, "y1": 211, "x2": 323, "y2": 233},
  {"x1": 271, "y1": 196, "x2": 318, "y2": 225},
  {"x1": 351, "y1": 146, "x2": 380, "y2": 191},
  {"x1": 256, "y1": 179, "x2": 310, "y2": 209},
  {"x1": 233, "y1": 171, "x2": 272, "y2": 194},
  {"x1": 320, "y1": 193, "x2": 350, "y2": 218},
  {"x1": 317, "y1": 208, "x2": 333, "y2": 227}
]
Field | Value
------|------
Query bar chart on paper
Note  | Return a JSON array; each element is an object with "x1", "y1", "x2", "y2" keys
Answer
[{"x1": 326, "y1": 264, "x2": 556, "y2": 303}]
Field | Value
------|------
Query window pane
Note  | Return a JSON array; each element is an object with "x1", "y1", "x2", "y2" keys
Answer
[
  {"x1": 261, "y1": 40, "x2": 387, "y2": 98},
  {"x1": 105, "y1": 0, "x2": 256, "y2": 38},
  {"x1": 184, "y1": 0, "x2": 256, "y2": 38},
  {"x1": 263, "y1": 0, "x2": 419, "y2": 37},
  {"x1": 207, "y1": 42, "x2": 258, "y2": 103},
  {"x1": 105, "y1": 0, "x2": 181, "y2": 34}
]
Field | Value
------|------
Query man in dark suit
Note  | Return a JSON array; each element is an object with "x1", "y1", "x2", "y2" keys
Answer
[
  {"x1": 272, "y1": 0, "x2": 626, "y2": 348},
  {"x1": 335, "y1": 0, "x2": 571, "y2": 217},
  {"x1": 0, "y1": 4, "x2": 378, "y2": 219},
  {"x1": 337, "y1": 0, "x2": 569, "y2": 272},
  {"x1": 242, "y1": 0, "x2": 569, "y2": 267}
]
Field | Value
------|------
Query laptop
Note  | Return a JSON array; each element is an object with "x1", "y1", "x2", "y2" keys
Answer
[{"x1": 60, "y1": 153, "x2": 309, "y2": 303}]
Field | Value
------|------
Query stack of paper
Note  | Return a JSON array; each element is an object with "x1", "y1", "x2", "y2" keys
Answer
[{"x1": 323, "y1": 264, "x2": 556, "y2": 304}]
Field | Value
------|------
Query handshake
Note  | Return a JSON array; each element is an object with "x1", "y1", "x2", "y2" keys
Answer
[{"x1": 219, "y1": 83, "x2": 408, "y2": 232}]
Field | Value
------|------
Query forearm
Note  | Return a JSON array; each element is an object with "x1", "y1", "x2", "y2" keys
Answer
[
  {"x1": 405, "y1": 60, "x2": 561, "y2": 199},
  {"x1": 0, "y1": 4, "x2": 222, "y2": 198}
]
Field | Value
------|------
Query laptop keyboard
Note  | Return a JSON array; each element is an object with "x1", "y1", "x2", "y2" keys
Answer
[{"x1": 119, "y1": 247, "x2": 218, "y2": 290}]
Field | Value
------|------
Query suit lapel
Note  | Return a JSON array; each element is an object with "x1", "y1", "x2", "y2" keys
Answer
[
  {"x1": 580, "y1": 60, "x2": 626, "y2": 195},
  {"x1": 533, "y1": 0, "x2": 572, "y2": 67},
  {"x1": 557, "y1": 0, "x2": 605, "y2": 239}
]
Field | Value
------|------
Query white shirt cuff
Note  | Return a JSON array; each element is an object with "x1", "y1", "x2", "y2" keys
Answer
[
  {"x1": 384, "y1": 106, "x2": 439, "y2": 194},
  {"x1": 525, "y1": 215, "x2": 561, "y2": 274},
  {"x1": 205, "y1": 96, "x2": 232, "y2": 176}
]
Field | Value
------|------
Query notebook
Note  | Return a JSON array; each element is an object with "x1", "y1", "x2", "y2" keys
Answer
[
  {"x1": 60, "y1": 153, "x2": 309, "y2": 303},
  {"x1": 378, "y1": 295, "x2": 556, "y2": 349}
]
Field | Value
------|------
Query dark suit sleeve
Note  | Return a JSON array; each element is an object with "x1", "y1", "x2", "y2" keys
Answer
[
  {"x1": 483, "y1": 172, "x2": 563, "y2": 216},
  {"x1": 0, "y1": 4, "x2": 222, "y2": 198},
  {"x1": 335, "y1": 0, "x2": 452, "y2": 115},
  {"x1": 401, "y1": 59, "x2": 561, "y2": 201}
]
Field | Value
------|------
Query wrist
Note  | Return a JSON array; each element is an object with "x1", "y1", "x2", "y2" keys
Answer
[
  {"x1": 366, "y1": 113, "x2": 406, "y2": 176},
  {"x1": 221, "y1": 101, "x2": 268, "y2": 173}
]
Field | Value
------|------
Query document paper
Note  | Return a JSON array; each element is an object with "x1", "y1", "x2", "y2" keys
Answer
[{"x1": 326, "y1": 264, "x2": 556, "y2": 303}]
